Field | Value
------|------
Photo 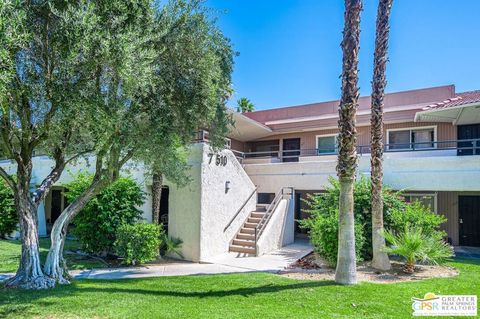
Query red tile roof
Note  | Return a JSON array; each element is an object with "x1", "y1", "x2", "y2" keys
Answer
[{"x1": 422, "y1": 90, "x2": 480, "y2": 110}]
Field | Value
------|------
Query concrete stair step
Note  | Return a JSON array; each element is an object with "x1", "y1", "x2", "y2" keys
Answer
[
  {"x1": 237, "y1": 233, "x2": 255, "y2": 240},
  {"x1": 232, "y1": 239, "x2": 255, "y2": 247},
  {"x1": 240, "y1": 227, "x2": 255, "y2": 234},
  {"x1": 251, "y1": 212, "x2": 265, "y2": 218},
  {"x1": 229, "y1": 245, "x2": 256, "y2": 254},
  {"x1": 244, "y1": 222, "x2": 257, "y2": 229},
  {"x1": 256, "y1": 205, "x2": 267, "y2": 212},
  {"x1": 248, "y1": 217, "x2": 262, "y2": 223}
]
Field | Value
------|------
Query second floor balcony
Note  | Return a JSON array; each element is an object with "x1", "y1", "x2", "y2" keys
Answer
[{"x1": 237, "y1": 138, "x2": 480, "y2": 164}]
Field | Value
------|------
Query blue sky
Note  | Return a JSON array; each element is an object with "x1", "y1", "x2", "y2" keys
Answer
[{"x1": 207, "y1": 0, "x2": 480, "y2": 110}]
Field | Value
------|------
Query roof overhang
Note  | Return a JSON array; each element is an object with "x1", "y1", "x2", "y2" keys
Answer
[
  {"x1": 414, "y1": 102, "x2": 480, "y2": 125},
  {"x1": 227, "y1": 111, "x2": 272, "y2": 142}
]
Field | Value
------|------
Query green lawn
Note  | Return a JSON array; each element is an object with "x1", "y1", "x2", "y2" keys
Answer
[
  {"x1": 0, "y1": 239, "x2": 106, "y2": 273},
  {"x1": 1, "y1": 259, "x2": 479, "y2": 318}
]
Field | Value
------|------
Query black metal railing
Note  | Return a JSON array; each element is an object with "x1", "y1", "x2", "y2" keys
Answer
[
  {"x1": 235, "y1": 138, "x2": 480, "y2": 160},
  {"x1": 223, "y1": 186, "x2": 258, "y2": 232}
]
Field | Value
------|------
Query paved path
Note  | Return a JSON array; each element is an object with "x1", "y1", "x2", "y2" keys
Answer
[
  {"x1": 0, "y1": 240, "x2": 312, "y2": 281},
  {"x1": 454, "y1": 246, "x2": 480, "y2": 259}
]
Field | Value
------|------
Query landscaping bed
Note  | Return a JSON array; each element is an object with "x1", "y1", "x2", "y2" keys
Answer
[{"x1": 279, "y1": 253, "x2": 458, "y2": 284}]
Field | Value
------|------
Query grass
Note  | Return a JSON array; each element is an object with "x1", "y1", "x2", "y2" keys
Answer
[
  {"x1": 0, "y1": 239, "x2": 106, "y2": 273},
  {"x1": 0, "y1": 259, "x2": 479, "y2": 318}
]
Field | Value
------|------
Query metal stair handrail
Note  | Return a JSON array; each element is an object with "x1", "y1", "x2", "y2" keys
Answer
[
  {"x1": 224, "y1": 186, "x2": 258, "y2": 232},
  {"x1": 254, "y1": 187, "x2": 294, "y2": 246}
]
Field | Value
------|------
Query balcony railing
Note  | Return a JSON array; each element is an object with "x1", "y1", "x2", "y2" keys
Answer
[{"x1": 236, "y1": 138, "x2": 480, "y2": 161}]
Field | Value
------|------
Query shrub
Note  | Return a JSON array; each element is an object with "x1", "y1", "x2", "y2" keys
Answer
[
  {"x1": 65, "y1": 173, "x2": 145, "y2": 255},
  {"x1": 389, "y1": 201, "x2": 447, "y2": 240},
  {"x1": 384, "y1": 225, "x2": 453, "y2": 273},
  {"x1": 301, "y1": 176, "x2": 405, "y2": 260},
  {"x1": 0, "y1": 179, "x2": 16, "y2": 238},
  {"x1": 114, "y1": 223, "x2": 163, "y2": 265},
  {"x1": 300, "y1": 207, "x2": 365, "y2": 266}
]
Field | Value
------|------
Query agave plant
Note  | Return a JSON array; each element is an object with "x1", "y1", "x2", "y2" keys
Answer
[{"x1": 383, "y1": 225, "x2": 453, "y2": 273}]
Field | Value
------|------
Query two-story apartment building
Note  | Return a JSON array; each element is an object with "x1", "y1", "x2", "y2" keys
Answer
[{"x1": 6, "y1": 84, "x2": 479, "y2": 262}]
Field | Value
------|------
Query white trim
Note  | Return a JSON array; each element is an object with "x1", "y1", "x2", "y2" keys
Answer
[
  {"x1": 386, "y1": 125, "x2": 437, "y2": 150},
  {"x1": 403, "y1": 192, "x2": 437, "y2": 213},
  {"x1": 315, "y1": 133, "x2": 338, "y2": 155}
]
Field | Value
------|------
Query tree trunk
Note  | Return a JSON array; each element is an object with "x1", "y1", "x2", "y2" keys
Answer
[
  {"x1": 151, "y1": 173, "x2": 163, "y2": 225},
  {"x1": 335, "y1": 0, "x2": 362, "y2": 285},
  {"x1": 370, "y1": 0, "x2": 393, "y2": 271},
  {"x1": 403, "y1": 260, "x2": 415, "y2": 274},
  {"x1": 335, "y1": 179, "x2": 357, "y2": 284},
  {"x1": 5, "y1": 192, "x2": 55, "y2": 289},
  {"x1": 43, "y1": 179, "x2": 103, "y2": 284}
]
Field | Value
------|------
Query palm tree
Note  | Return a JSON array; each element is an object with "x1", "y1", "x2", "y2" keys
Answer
[
  {"x1": 370, "y1": 0, "x2": 393, "y2": 271},
  {"x1": 236, "y1": 97, "x2": 255, "y2": 112},
  {"x1": 335, "y1": 0, "x2": 363, "y2": 285}
]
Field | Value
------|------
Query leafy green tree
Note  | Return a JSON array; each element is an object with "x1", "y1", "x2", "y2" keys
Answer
[
  {"x1": 0, "y1": 0, "x2": 102, "y2": 289},
  {"x1": 236, "y1": 97, "x2": 255, "y2": 113},
  {"x1": 0, "y1": 0, "x2": 234, "y2": 288}
]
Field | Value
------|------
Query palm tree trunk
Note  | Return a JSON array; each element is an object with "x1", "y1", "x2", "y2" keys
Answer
[
  {"x1": 370, "y1": 0, "x2": 393, "y2": 271},
  {"x1": 335, "y1": 0, "x2": 362, "y2": 285},
  {"x1": 151, "y1": 173, "x2": 163, "y2": 224}
]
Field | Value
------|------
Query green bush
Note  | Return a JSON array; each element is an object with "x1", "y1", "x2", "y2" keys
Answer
[
  {"x1": 384, "y1": 224, "x2": 453, "y2": 273},
  {"x1": 301, "y1": 176, "x2": 405, "y2": 260},
  {"x1": 65, "y1": 173, "x2": 145, "y2": 255},
  {"x1": 114, "y1": 223, "x2": 163, "y2": 265},
  {"x1": 389, "y1": 201, "x2": 447, "y2": 240},
  {"x1": 300, "y1": 207, "x2": 365, "y2": 266},
  {"x1": 0, "y1": 179, "x2": 16, "y2": 238}
]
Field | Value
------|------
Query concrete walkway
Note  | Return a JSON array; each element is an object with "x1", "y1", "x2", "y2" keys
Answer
[
  {"x1": 454, "y1": 246, "x2": 480, "y2": 259},
  {"x1": 0, "y1": 240, "x2": 312, "y2": 281}
]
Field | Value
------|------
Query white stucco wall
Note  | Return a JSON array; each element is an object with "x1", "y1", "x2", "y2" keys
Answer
[
  {"x1": 198, "y1": 145, "x2": 257, "y2": 261},
  {"x1": 164, "y1": 144, "x2": 203, "y2": 261},
  {"x1": 0, "y1": 155, "x2": 154, "y2": 238},
  {"x1": 256, "y1": 197, "x2": 295, "y2": 256},
  {"x1": 245, "y1": 154, "x2": 480, "y2": 192}
]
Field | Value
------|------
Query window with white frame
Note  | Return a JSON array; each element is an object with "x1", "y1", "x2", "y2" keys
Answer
[
  {"x1": 387, "y1": 127, "x2": 436, "y2": 150},
  {"x1": 403, "y1": 193, "x2": 437, "y2": 213},
  {"x1": 316, "y1": 134, "x2": 337, "y2": 154}
]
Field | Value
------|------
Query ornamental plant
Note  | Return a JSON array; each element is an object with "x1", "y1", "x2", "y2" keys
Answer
[
  {"x1": 384, "y1": 225, "x2": 453, "y2": 273},
  {"x1": 65, "y1": 173, "x2": 145, "y2": 255},
  {"x1": 0, "y1": 179, "x2": 16, "y2": 238},
  {"x1": 115, "y1": 223, "x2": 163, "y2": 265}
]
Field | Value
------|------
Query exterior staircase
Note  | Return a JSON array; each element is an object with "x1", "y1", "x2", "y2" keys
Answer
[{"x1": 228, "y1": 204, "x2": 267, "y2": 255}]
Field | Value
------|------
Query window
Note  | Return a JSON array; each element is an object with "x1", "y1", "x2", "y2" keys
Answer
[
  {"x1": 316, "y1": 134, "x2": 337, "y2": 154},
  {"x1": 388, "y1": 127, "x2": 435, "y2": 150},
  {"x1": 403, "y1": 193, "x2": 437, "y2": 213}
]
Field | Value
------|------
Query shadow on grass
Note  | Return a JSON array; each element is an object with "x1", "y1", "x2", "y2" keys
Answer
[{"x1": 76, "y1": 279, "x2": 336, "y2": 298}]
